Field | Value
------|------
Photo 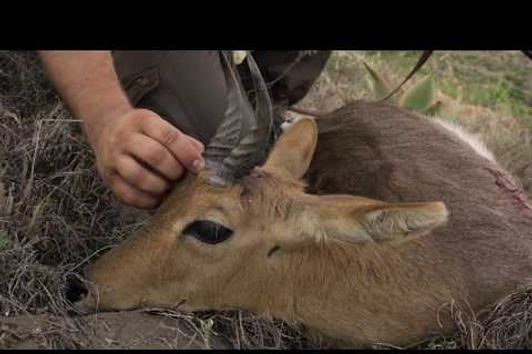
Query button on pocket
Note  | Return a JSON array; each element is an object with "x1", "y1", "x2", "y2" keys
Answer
[
  {"x1": 135, "y1": 76, "x2": 150, "y2": 87},
  {"x1": 120, "y1": 66, "x2": 160, "y2": 106}
]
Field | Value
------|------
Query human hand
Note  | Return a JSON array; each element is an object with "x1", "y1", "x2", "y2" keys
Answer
[{"x1": 87, "y1": 108, "x2": 205, "y2": 209}]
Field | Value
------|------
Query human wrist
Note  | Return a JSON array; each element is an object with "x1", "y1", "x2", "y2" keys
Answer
[{"x1": 82, "y1": 101, "x2": 133, "y2": 150}]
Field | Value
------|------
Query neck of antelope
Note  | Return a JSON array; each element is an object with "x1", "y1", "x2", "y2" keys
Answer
[{"x1": 239, "y1": 239, "x2": 459, "y2": 345}]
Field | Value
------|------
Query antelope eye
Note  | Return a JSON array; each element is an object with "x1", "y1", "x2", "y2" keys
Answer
[{"x1": 182, "y1": 220, "x2": 233, "y2": 244}]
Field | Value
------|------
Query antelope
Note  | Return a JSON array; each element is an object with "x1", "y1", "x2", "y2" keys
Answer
[{"x1": 70, "y1": 52, "x2": 532, "y2": 347}]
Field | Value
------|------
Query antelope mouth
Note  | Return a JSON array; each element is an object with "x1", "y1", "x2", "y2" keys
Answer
[
  {"x1": 65, "y1": 275, "x2": 192, "y2": 315},
  {"x1": 64, "y1": 275, "x2": 97, "y2": 315}
]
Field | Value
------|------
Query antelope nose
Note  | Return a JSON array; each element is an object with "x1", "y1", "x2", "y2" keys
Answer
[{"x1": 65, "y1": 275, "x2": 89, "y2": 304}]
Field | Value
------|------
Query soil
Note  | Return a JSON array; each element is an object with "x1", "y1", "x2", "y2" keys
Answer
[{"x1": 0, "y1": 311, "x2": 232, "y2": 349}]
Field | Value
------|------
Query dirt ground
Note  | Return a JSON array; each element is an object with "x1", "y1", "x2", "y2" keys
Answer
[
  {"x1": 1, "y1": 51, "x2": 532, "y2": 349},
  {"x1": 0, "y1": 309, "x2": 313, "y2": 349},
  {"x1": 1, "y1": 312, "x2": 232, "y2": 349}
]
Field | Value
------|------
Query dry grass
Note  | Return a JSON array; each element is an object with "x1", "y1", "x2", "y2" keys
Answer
[
  {"x1": 0, "y1": 51, "x2": 121, "y2": 319},
  {"x1": 1, "y1": 50, "x2": 532, "y2": 349},
  {"x1": 0, "y1": 50, "x2": 310, "y2": 349}
]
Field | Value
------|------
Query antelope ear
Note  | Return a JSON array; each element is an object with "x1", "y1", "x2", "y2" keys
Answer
[
  {"x1": 359, "y1": 201, "x2": 449, "y2": 242},
  {"x1": 262, "y1": 117, "x2": 318, "y2": 180},
  {"x1": 314, "y1": 198, "x2": 449, "y2": 245}
]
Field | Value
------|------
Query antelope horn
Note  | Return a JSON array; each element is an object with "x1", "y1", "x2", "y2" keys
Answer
[
  {"x1": 203, "y1": 51, "x2": 255, "y2": 184},
  {"x1": 221, "y1": 52, "x2": 273, "y2": 179},
  {"x1": 204, "y1": 51, "x2": 273, "y2": 186}
]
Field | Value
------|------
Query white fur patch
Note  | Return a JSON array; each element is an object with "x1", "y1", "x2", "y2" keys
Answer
[
  {"x1": 281, "y1": 112, "x2": 304, "y2": 131},
  {"x1": 434, "y1": 119, "x2": 496, "y2": 162},
  {"x1": 281, "y1": 112, "x2": 307, "y2": 131}
]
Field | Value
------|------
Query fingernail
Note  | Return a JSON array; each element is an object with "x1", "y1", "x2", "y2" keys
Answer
[
  {"x1": 192, "y1": 159, "x2": 205, "y2": 172},
  {"x1": 195, "y1": 141, "x2": 205, "y2": 153}
]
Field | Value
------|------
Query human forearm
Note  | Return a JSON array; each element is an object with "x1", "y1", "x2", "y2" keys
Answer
[{"x1": 38, "y1": 50, "x2": 132, "y2": 146}]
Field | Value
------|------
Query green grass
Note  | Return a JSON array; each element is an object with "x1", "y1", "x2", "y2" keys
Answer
[
  {"x1": 0, "y1": 230, "x2": 9, "y2": 250},
  {"x1": 324, "y1": 51, "x2": 532, "y2": 126}
]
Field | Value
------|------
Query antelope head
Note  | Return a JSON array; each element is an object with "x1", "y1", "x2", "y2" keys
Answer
[{"x1": 71, "y1": 52, "x2": 448, "y2": 320}]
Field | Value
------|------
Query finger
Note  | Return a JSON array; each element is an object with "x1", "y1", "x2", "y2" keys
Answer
[
  {"x1": 185, "y1": 137, "x2": 206, "y2": 171},
  {"x1": 115, "y1": 155, "x2": 170, "y2": 195},
  {"x1": 139, "y1": 116, "x2": 205, "y2": 173},
  {"x1": 108, "y1": 173, "x2": 160, "y2": 209},
  {"x1": 186, "y1": 136, "x2": 205, "y2": 153},
  {"x1": 125, "y1": 134, "x2": 184, "y2": 181}
]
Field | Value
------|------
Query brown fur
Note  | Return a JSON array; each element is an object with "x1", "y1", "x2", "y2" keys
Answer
[
  {"x1": 80, "y1": 101, "x2": 532, "y2": 348},
  {"x1": 306, "y1": 101, "x2": 532, "y2": 306}
]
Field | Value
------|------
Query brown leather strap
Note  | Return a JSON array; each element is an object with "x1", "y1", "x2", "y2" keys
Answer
[{"x1": 378, "y1": 50, "x2": 433, "y2": 103}]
